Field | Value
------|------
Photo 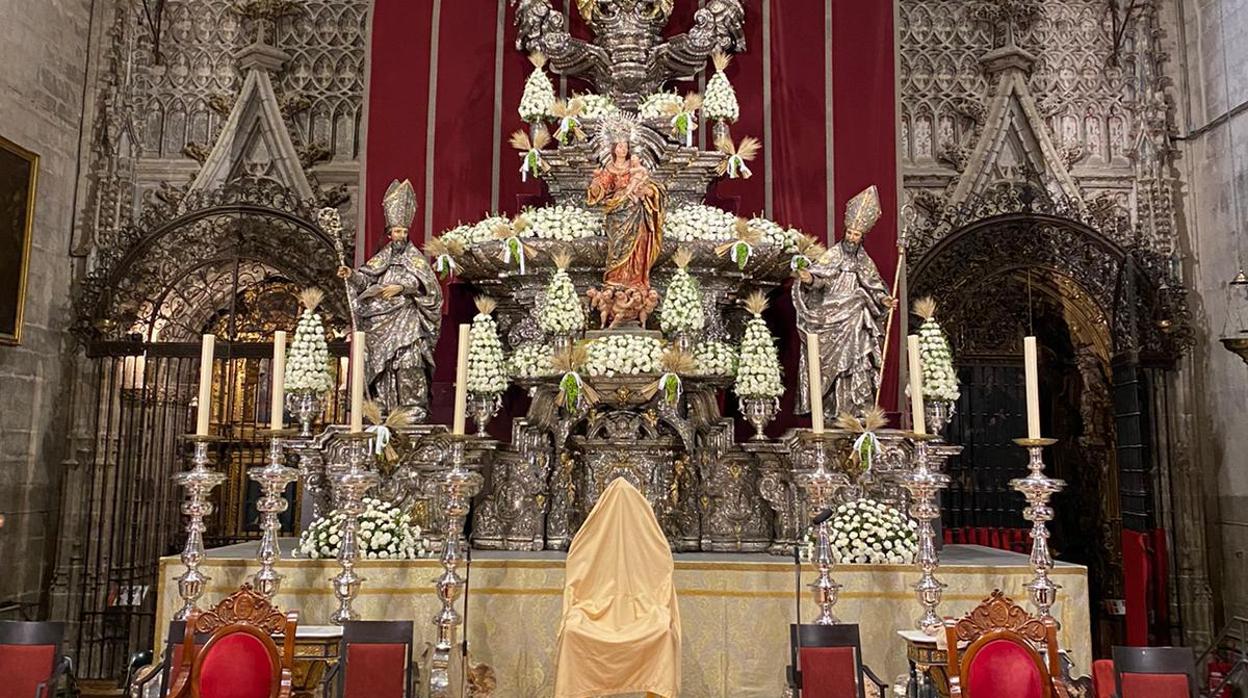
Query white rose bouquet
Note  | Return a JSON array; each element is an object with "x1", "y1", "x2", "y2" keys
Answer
[
  {"x1": 665, "y1": 204, "x2": 737, "y2": 243},
  {"x1": 914, "y1": 297, "x2": 960, "y2": 402},
  {"x1": 519, "y1": 52, "x2": 556, "y2": 123},
  {"x1": 297, "y1": 497, "x2": 429, "y2": 560},
  {"x1": 639, "y1": 91, "x2": 684, "y2": 120},
  {"x1": 585, "y1": 334, "x2": 664, "y2": 376},
  {"x1": 575, "y1": 92, "x2": 618, "y2": 119},
  {"x1": 735, "y1": 292, "x2": 784, "y2": 398},
  {"x1": 659, "y1": 248, "x2": 705, "y2": 335},
  {"x1": 704, "y1": 52, "x2": 740, "y2": 123},
  {"x1": 440, "y1": 215, "x2": 510, "y2": 251},
  {"x1": 285, "y1": 288, "x2": 333, "y2": 394},
  {"x1": 826, "y1": 498, "x2": 918, "y2": 565},
  {"x1": 508, "y1": 342, "x2": 556, "y2": 379},
  {"x1": 749, "y1": 216, "x2": 802, "y2": 253},
  {"x1": 521, "y1": 204, "x2": 601, "y2": 241},
  {"x1": 692, "y1": 340, "x2": 738, "y2": 377},
  {"x1": 468, "y1": 297, "x2": 508, "y2": 395},
  {"x1": 540, "y1": 250, "x2": 586, "y2": 335}
]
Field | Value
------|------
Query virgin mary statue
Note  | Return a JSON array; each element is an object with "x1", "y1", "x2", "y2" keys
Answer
[{"x1": 586, "y1": 115, "x2": 666, "y2": 327}]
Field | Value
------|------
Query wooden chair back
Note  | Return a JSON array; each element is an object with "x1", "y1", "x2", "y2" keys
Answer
[{"x1": 944, "y1": 590, "x2": 1063, "y2": 698}]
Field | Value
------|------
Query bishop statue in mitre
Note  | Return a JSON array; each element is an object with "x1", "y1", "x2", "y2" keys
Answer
[
  {"x1": 337, "y1": 180, "x2": 443, "y2": 420},
  {"x1": 794, "y1": 185, "x2": 896, "y2": 420}
]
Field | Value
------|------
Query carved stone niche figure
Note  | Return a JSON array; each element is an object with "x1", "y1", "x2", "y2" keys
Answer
[
  {"x1": 793, "y1": 185, "x2": 897, "y2": 419},
  {"x1": 337, "y1": 180, "x2": 443, "y2": 419}
]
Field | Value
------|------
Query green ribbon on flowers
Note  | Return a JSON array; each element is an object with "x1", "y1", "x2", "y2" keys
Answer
[
  {"x1": 555, "y1": 116, "x2": 579, "y2": 144},
  {"x1": 853, "y1": 430, "x2": 882, "y2": 471},
  {"x1": 727, "y1": 153, "x2": 752, "y2": 179},
  {"x1": 434, "y1": 254, "x2": 457, "y2": 279},
  {"x1": 659, "y1": 372, "x2": 683, "y2": 404},
  {"x1": 731, "y1": 240, "x2": 754, "y2": 270},
  {"x1": 559, "y1": 371, "x2": 584, "y2": 409},
  {"x1": 520, "y1": 148, "x2": 545, "y2": 182},
  {"x1": 790, "y1": 254, "x2": 811, "y2": 272},
  {"x1": 671, "y1": 111, "x2": 696, "y2": 147},
  {"x1": 501, "y1": 236, "x2": 527, "y2": 274}
]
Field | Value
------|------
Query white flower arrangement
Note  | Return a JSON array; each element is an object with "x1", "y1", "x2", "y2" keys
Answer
[
  {"x1": 521, "y1": 204, "x2": 601, "y2": 241},
  {"x1": 692, "y1": 341, "x2": 738, "y2": 377},
  {"x1": 914, "y1": 298, "x2": 961, "y2": 403},
  {"x1": 749, "y1": 216, "x2": 802, "y2": 253},
  {"x1": 440, "y1": 215, "x2": 510, "y2": 250},
  {"x1": 825, "y1": 498, "x2": 918, "y2": 565},
  {"x1": 659, "y1": 249, "x2": 705, "y2": 334},
  {"x1": 508, "y1": 342, "x2": 556, "y2": 379},
  {"x1": 735, "y1": 293, "x2": 784, "y2": 398},
  {"x1": 539, "y1": 252, "x2": 585, "y2": 335},
  {"x1": 665, "y1": 204, "x2": 738, "y2": 243},
  {"x1": 468, "y1": 297, "x2": 508, "y2": 395},
  {"x1": 704, "y1": 52, "x2": 740, "y2": 123},
  {"x1": 285, "y1": 289, "x2": 333, "y2": 394},
  {"x1": 585, "y1": 334, "x2": 665, "y2": 376},
  {"x1": 576, "y1": 93, "x2": 618, "y2": 118},
  {"x1": 519, "y1": 53, "x2": 556, "y2": 123},
  {"x1": 297, "y1": 497, "x2": 429, "y2": 560},
  {"x1": 639, "y1": 91, "x2": 684, "y2": 120}
]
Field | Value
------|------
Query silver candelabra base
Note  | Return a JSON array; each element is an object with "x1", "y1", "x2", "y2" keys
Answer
[
  {"x1": 904, "y1": 434, "x2": 950, "y2": 635},
  {"x1": 1011, "y1": 437, "x2": 1064, "y2": 621},
  {"x1": 796, "y1": 438, "x2": 846, "y2": 625},
  {"x1": 250, "y1": 430, "x2": 300, "y2": 599},
  {"x1": 329, "y1": 432, "x2": 381, "y2": 624},
  {"x1": 172, "y1": 436, "x2": 227, "y2": 621},
  {"x1": 741, "y1": 397, "x2": 779, "y2": 441}
]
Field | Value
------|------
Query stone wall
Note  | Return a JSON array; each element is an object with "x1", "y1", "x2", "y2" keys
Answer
[
  {"x1": 0, "y1": 0, "x2": 94, "y2": 609},
  {"x1": 1173, "y1": 0, "x2": 1248, "y2": 625}
]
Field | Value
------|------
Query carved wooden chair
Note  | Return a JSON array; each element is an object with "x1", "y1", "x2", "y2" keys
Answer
[
  {"x1": 944, "y1": 590, "x2": 1070, "y2": 698},
  {"x1": 167, "y1": 584, "x2": 299, "y2": 698}
]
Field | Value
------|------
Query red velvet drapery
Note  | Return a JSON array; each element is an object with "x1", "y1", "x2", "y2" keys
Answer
[{"x1": 364, "y1": 0, "x2": 901, "y2": 428}]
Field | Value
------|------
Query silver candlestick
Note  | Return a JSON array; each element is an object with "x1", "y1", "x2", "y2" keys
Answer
[
  {"x1": 173, "y1": 436, "x2": 227, "y2": 621},
  {"x1": 1011, "y1": 437, "x2": 1064, "y2": 621},
  {"x1": 797, "y1": 438, "x2": 845, "y2": 625},
  {"x1": 329, "y1": 432, "x2": 381, "y2": 624},
  {"x1": 250, "y1": 430, "x2": 300, "y2": 599},
  {"x1": 904, "y1": 434, "x2": 950, "y2": 635},
  {"x1": 429, "y1": 437, "x2": 484, "y2": 698}
]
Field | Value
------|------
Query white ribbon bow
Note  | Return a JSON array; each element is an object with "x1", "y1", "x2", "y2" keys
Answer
[
  {"x1": 555, "y1": 116, "x2": 577, "y2": 143},
  {"x1": 727, "y1": 154, "x2": 752, "y2": 179},
  {"x1": 366, "y1": 424, "x2": 392, "y2": 456},
  {"x1": 852, "y1": 431, "x2": 882, "y2": 470},
  {"x1": 733, "y1": 241, "x2": 755, "y2": 268},
  {"x1": 501, "y1": 237, "x2": 527, "y2": 274},
  {"x1": 520, "y1": 149, "x2": 544, "y2": 182},
  {"x1": 435, "y1": 254, "x2": 457, "y2": 276},
  {"x1": 671, "y1": 112, "x2": 696, "y2": 147}
]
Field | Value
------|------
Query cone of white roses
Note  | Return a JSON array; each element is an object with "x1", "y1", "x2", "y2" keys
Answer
[
  {"x1": 659, "y1": 248, "x2": 704, "y2": 351},
  {"x1": 735, "y1": 291, "x2": 783, "y2": 439},
  {"x1": 540, "y1": 248, "x2": 585, "y2": 352},
  {"x1": 467, "y1": 296, "x2": 507, "y2": 436},
  {"x1": 913, "y1": 297, "x2": 960, "y2": 434},
  {"x1": 705, "y1": 52, "x2": 740, "y2": 141},
  {"x1": 285, "y1": 288, "x2": 333, "y2": 437}
]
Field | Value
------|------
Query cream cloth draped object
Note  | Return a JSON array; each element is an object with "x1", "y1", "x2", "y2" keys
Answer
[{"x1": 554, "y1": 478, "x2": 682, "y2": 698}]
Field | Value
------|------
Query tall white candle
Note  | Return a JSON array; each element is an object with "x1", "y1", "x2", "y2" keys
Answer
[
  {"x1": 1024, "y1": 336, "x2": 1041, "y2": 439},
  {"x1": 350, "y1": 331, "x2": 366, "y2": 432},
  {"x1": 805, "y1": 332, "x2": 824, "y2": 433},
  {"x1": 196, "y1": 334, "x2": 215, "y2": 436},
  {"x1": 452, "y1": 324, "x2": 471, "y2": 436},
  {"x1": 269, "y1": 331, "x2": 287, "y2": 430},
  {"x1": 908, "y1": 335, "x2": 926, "y2": 436}
]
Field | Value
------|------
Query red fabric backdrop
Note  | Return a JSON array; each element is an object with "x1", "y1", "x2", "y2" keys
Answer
[{"x1": 364, "y1": 0, "x2": 900, "y2": 429}]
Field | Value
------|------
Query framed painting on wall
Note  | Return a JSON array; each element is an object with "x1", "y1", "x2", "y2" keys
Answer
[{"x1": 0, "y1": 135, "x2": 38, "y2": 345}]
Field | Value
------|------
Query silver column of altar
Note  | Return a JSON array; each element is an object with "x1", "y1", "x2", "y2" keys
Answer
[
  {"x1": 329, "y1": 432, "x2": 381, "y2": 624},
  {"x1": 904, "y1": 435, "x2": 950, "y2": 635},
  {"x1": 250, "y1": 430, "x2": 300, "y2": 598},
  {"x1": 1011, "y1": 437, "x2": 1064, "y2": 621},
  {"x1": 796, "y1": 439, "x2": 845, "y2": 625},
  {"x1": 429, "y1": 438, "x2": 484, "y2": 698},
  {"x1": 173, "y1": 436, "x2": 227, "y2": 620}
]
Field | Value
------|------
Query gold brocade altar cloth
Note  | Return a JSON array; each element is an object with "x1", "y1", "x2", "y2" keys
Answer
[{"x1": 156, "y1": 543, "x2": 1090, "y2": 697}]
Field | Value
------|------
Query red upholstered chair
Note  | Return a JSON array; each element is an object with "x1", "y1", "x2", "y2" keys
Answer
[
  {"x1": 944, "y1": 590, "x2": 1071, "y2": 698},
  {"x1": 0, "y1": 621, "x2": 69, "y2": 698},
  {"x1": 167, "y1": 584, "x2": 299, "y2": 698},
  {"x1": 331, "y1": 621, "x2": 415, "y2": 698},
  {"x1": 1111, "y1": 646, "x2": 1199, "y2": 698},
  {"x1": 1092, "y1": 658, "x2": 1116, "y2": 698},
  {"x1": 787, "y1": 624, "x2": 886, "y2": 698}
]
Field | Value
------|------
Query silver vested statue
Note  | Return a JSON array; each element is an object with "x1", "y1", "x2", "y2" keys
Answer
[
  {"x1": 338, "y1": 180, "x2": 443, "y2": 419},
  {"x1": 794, "y1": 185, "x2": 896, "y2": 419}
]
